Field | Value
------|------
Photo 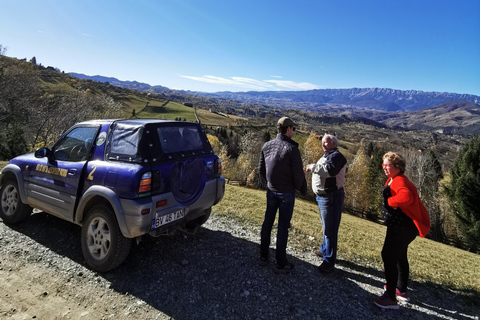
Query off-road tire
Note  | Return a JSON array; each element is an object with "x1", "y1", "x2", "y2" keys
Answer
[
  {"x1": 0, "y1": 178, "x2": 32, "y2": 224},
  {"x1": 81, "y1": 204, "x2": 132, "y2": 272}
]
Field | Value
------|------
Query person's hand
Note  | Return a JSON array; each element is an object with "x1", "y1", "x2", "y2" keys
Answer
[{"x1": 306, "y1": 164, "x2": 313, "y2": 172}]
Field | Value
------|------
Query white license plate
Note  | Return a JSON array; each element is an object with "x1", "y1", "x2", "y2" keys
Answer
[{"x1": 153, "y1": 209, "x2": 184, "y2": 229}]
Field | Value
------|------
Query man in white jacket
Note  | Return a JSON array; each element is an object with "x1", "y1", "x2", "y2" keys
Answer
[{"x1": 306, "y1": 134, "x2": 347, "y2": 273}]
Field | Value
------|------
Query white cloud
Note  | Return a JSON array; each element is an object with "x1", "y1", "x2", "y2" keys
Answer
[
  {"x1": 179, "y1": 74, "x2": 319, "y2": 91},
  {"x1": 264, "y1": 80, "x2": 320, "y2": 90}
]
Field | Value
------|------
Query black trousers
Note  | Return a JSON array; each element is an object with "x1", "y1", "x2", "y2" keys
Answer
[{"x1": 381, "y1": 223, "x2": 418, "y2": 299}]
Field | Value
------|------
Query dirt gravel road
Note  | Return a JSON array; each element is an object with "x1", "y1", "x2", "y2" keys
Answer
[{"x1": 1, "y1": 210, "x2": 479, "y2": 320}]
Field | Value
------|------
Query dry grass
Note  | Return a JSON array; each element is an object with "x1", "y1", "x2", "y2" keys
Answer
[
  {"x1": 213, "y1": 184, "x2": 480, "y2": 294},
  {"x1": 196, "y1": 109, "x2": 244, "y2": 126}
]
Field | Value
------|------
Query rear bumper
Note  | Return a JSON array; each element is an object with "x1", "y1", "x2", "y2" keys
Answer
[{"x1": 119, "y1": 177, "x2": 226, "y2": 238}]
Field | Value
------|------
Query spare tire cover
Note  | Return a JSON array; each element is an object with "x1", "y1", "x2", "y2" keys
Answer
[{"x1": 170, "y1": 158, "x2": 206, "y2": 202}]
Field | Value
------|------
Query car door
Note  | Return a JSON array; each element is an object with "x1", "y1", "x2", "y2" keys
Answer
[{"x1": 27, "y1": 125, "x2": 99, "y2": 222}]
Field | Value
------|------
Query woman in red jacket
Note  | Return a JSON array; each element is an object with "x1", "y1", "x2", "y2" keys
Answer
[{"x1": 374, "y1": 152, "x2": 430, "y2": 309}]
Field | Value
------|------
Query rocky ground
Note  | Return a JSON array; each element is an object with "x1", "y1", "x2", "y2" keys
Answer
[{"x1": 1, "y1": 210, "x2": 479, "y2": 320}]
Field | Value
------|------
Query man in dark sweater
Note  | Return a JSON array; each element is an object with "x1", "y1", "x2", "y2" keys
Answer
[{"x1": 258, "y1": 117, "x2": 307, "y2": 273}]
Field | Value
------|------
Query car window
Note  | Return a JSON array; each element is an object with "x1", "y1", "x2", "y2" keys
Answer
[
  {"x1": 110, "y1": 126, "x2": 141, "y2": 156},
  {"x1": 157, "y1": 126, "x2": 205, "y2": 153},
  {"x1": 53, "y1": 126, "x2": 98, "y2": 162}
]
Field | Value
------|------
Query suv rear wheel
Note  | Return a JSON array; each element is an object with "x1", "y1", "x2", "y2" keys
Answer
[
  {"x1": 0, "y1": 178, "x2": 32, "y2": 223},
  {"x1": 81, "y1": 204, "x2": 132, "y2": 272}
]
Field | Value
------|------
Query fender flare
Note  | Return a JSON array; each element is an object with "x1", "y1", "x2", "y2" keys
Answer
[
  {"x1": 0, "y1": 164, "x2": 28, "y2": 204},
  {"x1": 75, "y1": 185, "x2": 131, "y2": 238}
]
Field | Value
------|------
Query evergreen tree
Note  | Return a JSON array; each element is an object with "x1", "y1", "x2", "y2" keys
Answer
[
  {"x1": 446, "y1": 135, "x2": 480, "y2": 252},
  {"x1": 366, "y1": 145, "x2": 386, "y2": 221},
  {"x1": 262, "y1": 130, "x2": 271, "y2": 143}
]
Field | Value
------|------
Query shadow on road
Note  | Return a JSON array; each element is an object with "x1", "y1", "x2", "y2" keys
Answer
[{"x1": 6, "y1": 211, "x2": 480, "y2": 320}]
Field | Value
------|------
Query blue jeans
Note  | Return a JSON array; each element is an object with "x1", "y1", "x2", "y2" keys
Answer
[
  {"x1": 260, "y1": 189, "x2": 295, "y2": 266},
  {"x1": 316, "y1": 188, "x2": 345, "y2": 266}
]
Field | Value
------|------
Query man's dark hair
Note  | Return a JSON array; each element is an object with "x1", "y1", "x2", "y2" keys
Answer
[{"x1": 278, "y1": 125, "x2": 290, "y2": 135}]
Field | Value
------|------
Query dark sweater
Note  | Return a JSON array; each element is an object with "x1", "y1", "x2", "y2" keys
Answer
[{"x1": 258, "y1": 134, "x2": 307, "y2": 194}]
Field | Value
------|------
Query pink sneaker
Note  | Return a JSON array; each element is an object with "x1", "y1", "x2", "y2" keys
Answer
[
  {"x1": 374, "y1": 292, "x2": 399, "y2": 310},
  {"x1": 384, "y1": 285, "x2": 410, "y2": 302}
]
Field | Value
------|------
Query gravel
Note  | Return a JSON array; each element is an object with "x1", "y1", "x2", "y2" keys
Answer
[{"x1": 0, "y1": 210, "x2": 479, "y2": 320}]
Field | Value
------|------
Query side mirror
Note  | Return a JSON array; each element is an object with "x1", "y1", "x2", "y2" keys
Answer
[{"x1": 34, "y1": 147, "x2": 50, "y2": 158}]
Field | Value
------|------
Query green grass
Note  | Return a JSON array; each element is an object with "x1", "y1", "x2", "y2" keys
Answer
[
  {"x1": 137, "y1": 101, "x2": 197, "y2": 121},
  {"x1": 213, "y1": 184, "x2": 480, "y2": 295}
]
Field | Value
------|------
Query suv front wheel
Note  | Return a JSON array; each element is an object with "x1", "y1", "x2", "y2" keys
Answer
[
  {"x1": 81, "y1": 204, "x2": 132, "y2": 272},
  {"x1": 0, "y1": 178, "x2": 32, "y2": 223}
]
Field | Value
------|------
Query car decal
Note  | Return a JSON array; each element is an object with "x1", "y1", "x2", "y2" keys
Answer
[
  {"x1": 87, "y1": 166, "x2": 97, "y2": 181},
  {"x1": 35, "y1": 164, "x2": 68, "y2": 177},
  {"x1": 96, "y1": 132, "x2": 107, "y2": 146}
]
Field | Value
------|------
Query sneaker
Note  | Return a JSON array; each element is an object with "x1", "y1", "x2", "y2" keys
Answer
[
  {"x1": 383, "y1": 285, "x2": 410, "y2": 302},
  {"x1": 260, "y1": 256, "x2": 268, "y2": 266},
  {"x1": 274, "y1": 262, "x2": 295, "y2": 274},
  {"x1": 374, "y1": 292, "x2": 399, "y2": 310},
  {"x1": 317, "y1": 261, "x2": 335, "y2": 273}
]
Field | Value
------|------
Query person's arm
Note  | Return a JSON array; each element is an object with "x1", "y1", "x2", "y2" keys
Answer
[
  {"x1": 258, "y1": 149, "x2": 267, "y2": 183},
  {"x1": 388, "y1": 176, "x2": 414, "y2": 208},
  {"x1": 291, "y1": 148, "x2": 307, "y2": 193},
  {"x1": 309, "y1": 152, "x2": 346, "y2": 177}
]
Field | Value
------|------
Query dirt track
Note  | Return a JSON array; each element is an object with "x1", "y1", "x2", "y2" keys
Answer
[{"x1": 1, "y1": 211, "x2": 479, "y2": 320}]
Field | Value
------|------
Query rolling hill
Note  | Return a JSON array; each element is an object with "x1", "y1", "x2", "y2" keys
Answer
[
  {"x1": 378, "y1": 101, "x2": 480, "y2": 136},
  {"x1": 68, "y1": 73, "x2": 480, "y2": 136}
]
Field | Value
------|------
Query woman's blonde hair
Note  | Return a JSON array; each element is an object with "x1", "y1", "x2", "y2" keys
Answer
[{"x1": 383, "y1": 152, "x2": 406, "y2": 174}]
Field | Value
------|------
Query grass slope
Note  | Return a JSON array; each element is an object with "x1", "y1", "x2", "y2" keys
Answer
[{"x1": 213, "y1": 184, "x2": 480, "y2": 295}]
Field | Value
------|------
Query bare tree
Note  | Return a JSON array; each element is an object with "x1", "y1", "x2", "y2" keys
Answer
[
  {"x1": 344, "y1": 141, "x2": 370, "y2": 213},
  {"x1": 0, "y1": 44, "x2": 7, "y2": 56},
  {"x1": 1, "y1": 59, "x2": 123, "y2": 158},
  {"x1": 0, "y1": 63, "x2": 40, "y2": 158}
]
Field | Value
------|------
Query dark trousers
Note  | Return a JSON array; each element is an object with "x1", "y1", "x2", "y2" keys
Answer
[
  {"x1": 382, "y1": 224, "x2": 418, "y2": 299},
  {"x1": 260, "y1": 189, "x2": 295, "y2": 266}
]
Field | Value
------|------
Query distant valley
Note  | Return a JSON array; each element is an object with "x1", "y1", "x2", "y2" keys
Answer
[{"x1": 69, "y1": 73, "x2": 480, "y2": 136}]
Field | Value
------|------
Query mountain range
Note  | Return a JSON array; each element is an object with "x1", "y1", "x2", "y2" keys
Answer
[{"x1": 68, "y1": 73, "x2": 480, "y2": 136}]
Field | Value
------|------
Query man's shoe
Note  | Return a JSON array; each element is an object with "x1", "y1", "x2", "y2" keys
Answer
[
  {"x1": 260, "y1": 256, "x2": 268, "y2": 266},
  {"x1": 274, "y1": 262, "x2": 295, "y2": 274},
  {"x1": 317, "y1": 261, "x2": 335, "y2": 273},
  {"x1": 383, "y1": 285, "x2": 410, "y2": 302},
  {"x1": 374, "y1": 292, "x2": 399, "y2": 309}
]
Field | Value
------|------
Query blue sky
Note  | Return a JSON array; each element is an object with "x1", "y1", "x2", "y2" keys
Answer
[{"x1": 1, "y1": 0, "x2": 479, "y2": 95}]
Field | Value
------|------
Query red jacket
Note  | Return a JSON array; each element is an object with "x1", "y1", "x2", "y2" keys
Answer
[{"x1": 386, "y1": 174, "x2": 431, "y2": 238}]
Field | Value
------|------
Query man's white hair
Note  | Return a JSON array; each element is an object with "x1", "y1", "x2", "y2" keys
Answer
[{"x1": 322, "y1": 134, "x2": 338, "y2": 147}]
